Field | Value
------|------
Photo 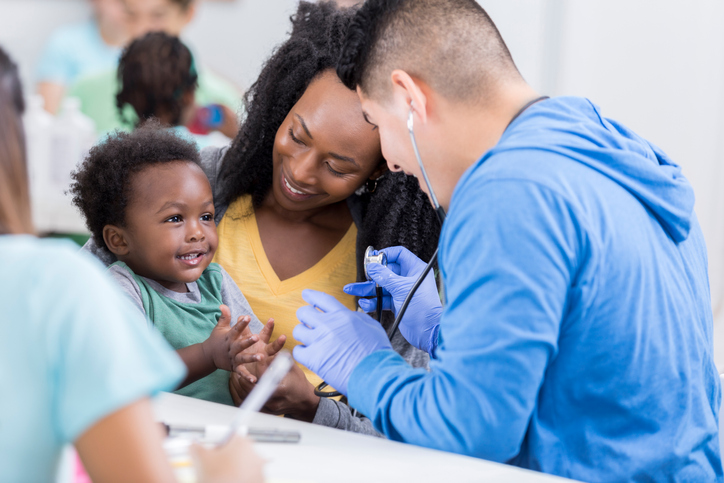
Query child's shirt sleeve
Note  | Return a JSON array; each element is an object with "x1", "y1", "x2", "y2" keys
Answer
[
  {"x1": 107, "y1": 263, "x2": 147, "y2": 322},
  {"x1": 219, "y1": 267, "x2": 263, "y2": 333}
]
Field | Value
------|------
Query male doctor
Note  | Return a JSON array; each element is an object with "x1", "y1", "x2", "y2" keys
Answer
[{"x1": 292, "y1": 1, "x2": 722, "y2": 481}]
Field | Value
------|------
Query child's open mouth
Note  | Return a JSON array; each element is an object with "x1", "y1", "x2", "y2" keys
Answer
[{"x1": 176, "y1": 252, "x2": 205, "y2": 267}]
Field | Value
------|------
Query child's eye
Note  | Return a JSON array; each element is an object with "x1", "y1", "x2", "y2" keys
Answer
[
  {"x1": 201, "y1": 214, "x2": 214, "y2": 222},
  {"x1": 166, "y1": 215, "x2": 182, "y2": 223}
]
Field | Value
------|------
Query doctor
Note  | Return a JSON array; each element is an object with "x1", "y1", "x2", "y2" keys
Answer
[{"x1": 291, "y1": 0, "x2": 722, "y2": 481}]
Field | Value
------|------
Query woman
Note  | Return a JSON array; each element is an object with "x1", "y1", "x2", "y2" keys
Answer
[
  {"x1": 208, "y1": 2, "x2": 440, "y2": 433},
  {"x1": 0, "y1": 47, "x2": 262, "y2": 483}
]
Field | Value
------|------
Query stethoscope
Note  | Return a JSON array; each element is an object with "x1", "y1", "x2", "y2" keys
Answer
[{"x1": 314, "y1": 96, "x2": 549, "y2": 399}]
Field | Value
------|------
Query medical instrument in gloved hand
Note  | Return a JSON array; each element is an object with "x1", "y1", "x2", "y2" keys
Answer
[
  {"x1": 315, "y1": 246, "x2": 389, "y2": 398},
  {"x1": 345, "y1": 246, "x2": 443, "y2": 355},
  {"x1": 364, "y1": 245, "x2": 387, "y2": 324}
]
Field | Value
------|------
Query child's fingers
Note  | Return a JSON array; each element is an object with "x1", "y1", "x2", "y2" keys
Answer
[
  {"x1": 234, "y1": 364, "x2": 257, "y2": 384},
  {"x1": 265, "y1": 334, "x2": 287, "y2": 356},
  {"x1": 239, "y1": 315, "x2": 254, "y2": 338},
  {"x1": 235, "y1": 350, "x2": 264, "y2": 366},
  {"x1": 231, "y1": 316, "x2": 251, "y2": 337},
  {"x1": 216, "y1": 304, "x2": 232, "y2": 327},
  {"x1": 258, "y1": 318, "x2": 275, "y2": 344},
  {"x1": 230, "y1": 335, "x2": 258, "y2": 356}
]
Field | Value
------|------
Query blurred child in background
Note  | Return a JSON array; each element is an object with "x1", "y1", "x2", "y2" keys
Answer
[
  {"x1": 69, "y1": 0, "x2": 240, "y2": 136},
  {"x1": 36, "y1": 0, "x2": 129, "y2": 114},
  {"x1": 116, "y1": 32, "x2": 237, "y2": 149}
]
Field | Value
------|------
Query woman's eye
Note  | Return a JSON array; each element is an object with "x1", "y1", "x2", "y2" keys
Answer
[
  {"x1": 166, "y1": 215, "x2": 182, "y2": 223},
  {"x1": 326, "y1": 163, "x2": 345, "y2": 178},
  {"x1": 288, "y1": 128, "x2": 305, "y2": 146}
]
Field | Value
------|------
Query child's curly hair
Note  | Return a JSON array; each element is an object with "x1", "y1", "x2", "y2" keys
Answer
[{"x1": 69, "y1": 121, "x2": 200, "y2": 252}]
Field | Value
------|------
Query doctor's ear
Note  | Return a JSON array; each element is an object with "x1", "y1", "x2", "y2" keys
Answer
[{"x1": 390, "y1": 69, "x2": 428, "y2": 124}]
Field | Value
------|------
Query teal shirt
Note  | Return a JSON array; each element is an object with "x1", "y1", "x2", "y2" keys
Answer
[
  {"x1": 0, "y1": 236, "x2": 185, "y2": 483},
  {"x1": 36, "y1": 20, "x2": 122, "y2": 86},
  {"x1": 111, "y1": 261, "x2": 237, "y2": 406}
]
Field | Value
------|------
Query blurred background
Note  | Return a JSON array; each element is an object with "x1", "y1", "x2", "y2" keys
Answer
[{"x1": 3, "y1": 0, "x2": 724, "y2": 368}]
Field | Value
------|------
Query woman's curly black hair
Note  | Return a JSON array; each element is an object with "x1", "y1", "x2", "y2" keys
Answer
[
  {"x1": 69, "y1": 121, "x2": 200, "y2": 252},
  {"x1": 217, "y1": 1, "x2": 440, "y2": 283},
  {"x1": 116, "y1": 32, "x2": 197, "y2": 127}
]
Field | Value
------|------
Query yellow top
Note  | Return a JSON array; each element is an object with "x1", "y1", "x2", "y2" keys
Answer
[{"x1": 213, "y1": 195, "x2": 358, "y2": 388}]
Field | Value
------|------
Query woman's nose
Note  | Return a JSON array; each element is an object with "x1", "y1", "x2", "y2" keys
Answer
[{"x1": 289, "y1": 151, "x2": 319, "y2": 186}]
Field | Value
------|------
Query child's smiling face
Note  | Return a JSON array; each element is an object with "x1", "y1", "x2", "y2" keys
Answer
[{"x1": 109, "y1": 160, "x2": 218, "y2": 292}]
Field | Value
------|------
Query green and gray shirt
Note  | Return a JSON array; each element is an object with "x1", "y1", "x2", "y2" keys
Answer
[{"x1": 108, "y1": 261, "x2": 261, "y2": 406}]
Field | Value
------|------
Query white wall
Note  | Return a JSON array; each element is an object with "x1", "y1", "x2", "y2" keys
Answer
[
  {"x1": 0, "y1": 0, "x2": 300, "y2": 92},
  {"x1": 3, "y1": 0, "x2": 724, "y2": 366},
  {"x1": 483, "y1": 0, "x2": 724, "y2": 368}
]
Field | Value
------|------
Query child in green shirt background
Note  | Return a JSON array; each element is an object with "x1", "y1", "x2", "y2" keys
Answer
[{"x1": 70, "y1": 122, "x2": 285, "y2": 405}]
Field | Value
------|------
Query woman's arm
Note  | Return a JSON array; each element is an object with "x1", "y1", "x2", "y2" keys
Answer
[{"x1": 76, "y1": 397, "x2": 264, "y2": 483}]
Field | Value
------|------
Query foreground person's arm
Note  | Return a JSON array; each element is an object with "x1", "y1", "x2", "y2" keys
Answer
[{"x1": 76, "y1": 397, "x2": 264, "y2": 483}]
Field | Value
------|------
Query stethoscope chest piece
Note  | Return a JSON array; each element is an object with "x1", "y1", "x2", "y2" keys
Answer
[{"x1": 364, "y1": 246, "x2": 387, "y2": 281}]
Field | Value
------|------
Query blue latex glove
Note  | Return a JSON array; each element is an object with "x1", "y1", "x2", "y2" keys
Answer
[
  {"x1": 343, "y1": 246, "x2": 443, "y2": 356},
  {"x1": 293, "y1": 289, "x2": 392, "y2": 396}
]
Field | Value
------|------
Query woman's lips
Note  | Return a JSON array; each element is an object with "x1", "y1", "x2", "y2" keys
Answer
[{"x1": 281, "y1": 171, "x2": 315, "y2": 201}]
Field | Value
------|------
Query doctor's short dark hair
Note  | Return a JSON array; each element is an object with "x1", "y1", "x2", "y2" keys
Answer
[
  {"x1": 69, "y1": 121, "x2": 200, "y2": 253},
  {"x1": 337, "y1": 0, "x2": 521, "y2": 102},
  {"x1": 216, "y1": 1, "x2": 440, "y2": 280}
]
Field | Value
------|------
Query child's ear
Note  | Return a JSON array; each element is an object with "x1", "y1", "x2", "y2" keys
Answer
[{"x1": 103, "y1": 225, "x2": 130, "y2": 257}]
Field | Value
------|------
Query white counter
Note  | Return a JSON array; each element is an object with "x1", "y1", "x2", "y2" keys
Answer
[{"x1": 153, "y1": 392, "x2": 578, "y2": 483}]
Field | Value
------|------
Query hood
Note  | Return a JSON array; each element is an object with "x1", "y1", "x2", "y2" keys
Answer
[{"x1": 502, "y1": 97, "x2": 694, "y2": 243}]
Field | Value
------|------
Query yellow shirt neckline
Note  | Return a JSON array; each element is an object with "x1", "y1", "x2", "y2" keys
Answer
[{"x1": 243, "y1": 202, "x2": 358, "y2": 296}]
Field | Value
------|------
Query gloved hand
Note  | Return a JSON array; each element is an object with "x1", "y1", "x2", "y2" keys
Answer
[
  {"x1": 293, "y1": 289, "x2": 392, "y2": 396},
  {"x1": 343, "y1": 246, "x2": 442, "y2": 356}
]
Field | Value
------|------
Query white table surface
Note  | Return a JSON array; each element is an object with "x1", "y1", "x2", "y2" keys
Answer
[{"x1": 153, "y1": 392, "x2": 578, "y2": 483}]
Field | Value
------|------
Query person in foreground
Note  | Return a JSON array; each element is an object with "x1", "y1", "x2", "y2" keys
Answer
[
  {"x1": 0, "y1": 47, "x2": 263, "y2": 482},
  {"x1": 291, "y1": 1, "x2": 723, "y2": 481}
]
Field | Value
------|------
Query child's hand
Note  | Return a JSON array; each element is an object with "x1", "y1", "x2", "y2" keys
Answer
[
  {"x1": 202, "y1": 305, "x2": 257, "y2": 372},
  {"x1": 231, "y1": 318, "x2": 287, "y2": 384}
]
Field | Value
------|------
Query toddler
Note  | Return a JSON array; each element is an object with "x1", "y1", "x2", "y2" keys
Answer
[{"x1": 70, "y1": 122, "x2": 284, "y2": 405}]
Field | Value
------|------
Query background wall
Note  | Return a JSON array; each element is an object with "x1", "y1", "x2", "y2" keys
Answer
[{"x1": 2, "y1": 0, "x2": 724, "y2": 366}]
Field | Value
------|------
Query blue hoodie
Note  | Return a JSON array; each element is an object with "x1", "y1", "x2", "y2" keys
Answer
[{"x1": 348, "y1": 97, "x2": 722, "y2": 482}]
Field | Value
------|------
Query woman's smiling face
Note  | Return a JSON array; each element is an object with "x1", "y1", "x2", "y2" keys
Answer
[{"x1": 271, "y1": 70, "x2": 384, "y2": 213}]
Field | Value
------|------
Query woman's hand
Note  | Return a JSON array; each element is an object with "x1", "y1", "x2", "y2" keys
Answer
[
  {"x1": 230, "y1": 363, "x2": 320, "y2": 422},
  {"x1": 191, "y1": 436, "x2": 265, "y2": 483}
]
